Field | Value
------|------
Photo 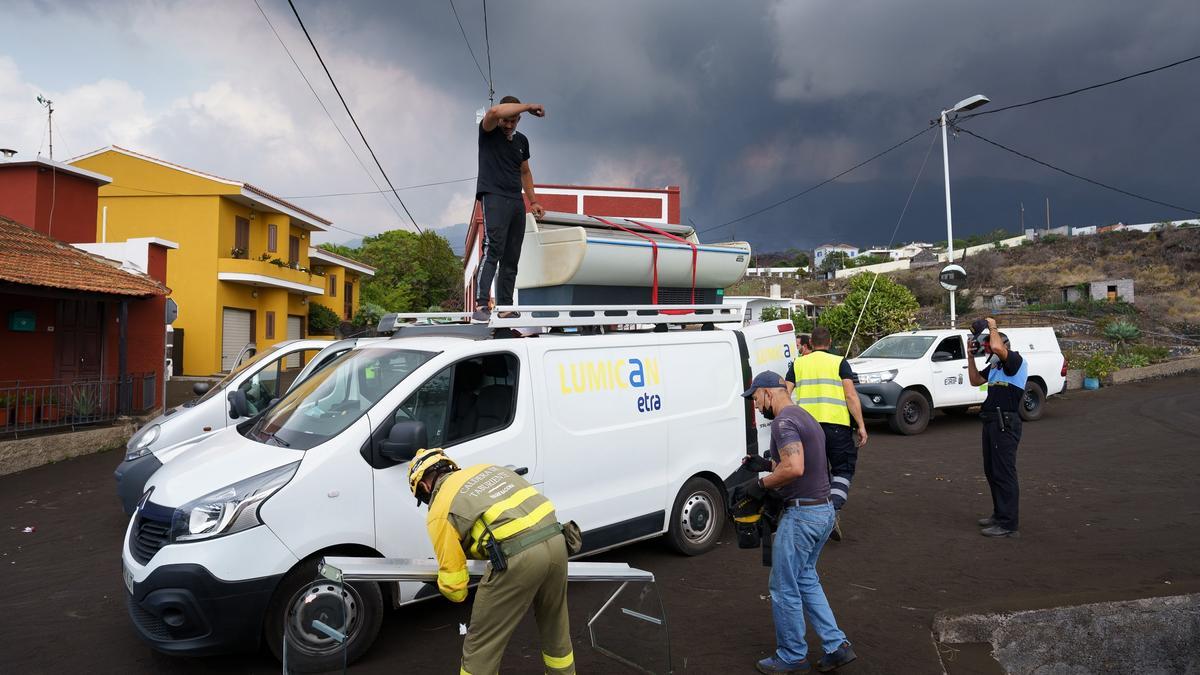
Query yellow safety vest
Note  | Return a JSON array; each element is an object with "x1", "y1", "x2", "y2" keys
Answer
[{"x1": 792, "y1": 350, "x2": 850, "y2": 426}]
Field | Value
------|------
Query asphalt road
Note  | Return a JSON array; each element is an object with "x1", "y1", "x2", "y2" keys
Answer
[{"x1": 3, "y1": 375, "x2": 1199, "y2": 674}]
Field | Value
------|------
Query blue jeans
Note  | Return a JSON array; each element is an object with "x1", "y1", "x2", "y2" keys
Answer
[{"x1": 769, "y1": 503, "x2": 847, "y2": 663}]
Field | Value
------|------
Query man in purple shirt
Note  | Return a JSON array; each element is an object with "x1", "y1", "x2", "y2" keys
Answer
[{"x1": 737, "y1": 371, "x2": 857, "y2": 673}]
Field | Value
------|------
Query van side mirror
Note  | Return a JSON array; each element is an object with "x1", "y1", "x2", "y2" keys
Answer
[
  {"x1": 931, "y1": 351, "x2": 954, "y2": 362},
  {"x1": 228, "y1": 389, "x2": 249, "y2": 419},
  {"x1": 379, "y1": 420, "x2": 427, "y2": 463},
  {"x1": 193, "y1": 382, "x2": 211, "y2": 396}
]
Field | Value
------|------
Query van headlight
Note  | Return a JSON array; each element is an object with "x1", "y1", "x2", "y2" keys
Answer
[
  {"x1": 857, "y1": 370, "x2": 898, "y2": 384},
  {"x1": 125, "y1": 424, "x2": 161, "y2": 461},
  {"x1": 169, "y1": 462, "x2": 299, "y2": 543}
]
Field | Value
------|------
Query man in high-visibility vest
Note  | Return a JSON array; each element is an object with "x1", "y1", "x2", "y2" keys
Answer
[
  {"x1": 409, "y1": 448, "x2": 574, "y2": 675},
  {"x1": 787, "y1": 326, "x2": 868, "y2": 539}
]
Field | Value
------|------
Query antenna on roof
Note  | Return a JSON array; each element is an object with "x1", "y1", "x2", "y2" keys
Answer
[{"x1": 36, "y1": 95, "x2": 54, "y2": 160}]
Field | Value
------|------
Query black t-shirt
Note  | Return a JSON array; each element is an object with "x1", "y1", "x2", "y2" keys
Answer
[
  {"x1": 476, "y1": 122, "x2": 530, "y2": 199},
  {"x1": 785, "y1": 350, "x2": 856, "y2": 384},
  {"x1": 768, "y1": 405, "x2": 831, "y2": 501},
  {"x1": 980, "y1": 351, "x2": 1026, "y2": 412}
]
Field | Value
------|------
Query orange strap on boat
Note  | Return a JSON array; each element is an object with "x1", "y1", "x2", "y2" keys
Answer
[
  {"x1": 630, "y1": 219, "x2": 698, "y2": 305},
  {"x1": 589, "y1": 215, "x2": 660, "y2": 304}
]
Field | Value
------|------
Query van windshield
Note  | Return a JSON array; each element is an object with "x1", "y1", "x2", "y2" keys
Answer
[
  {"x1": 247, "y1": 347, "x2": 434, "y2": 451},
  {"x1": 196, "y1": 343, "x2": 287, "y2": 403},
  {"x1": 858, "y1": 335, "x2": 935, "y2": 359}
]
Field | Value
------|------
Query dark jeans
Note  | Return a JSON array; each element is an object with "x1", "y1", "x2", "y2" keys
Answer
[
  {"x1": 476, "y1": 194, "x2": 527, "y2": 306},
  {"x1": 982, "y1": 414, "x2": 1022, "y2": 530},
  {"x1": 821, "y1": 423, "x2": 857, "y2": 510}
]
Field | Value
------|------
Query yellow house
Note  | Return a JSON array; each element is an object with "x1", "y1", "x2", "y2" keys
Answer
[
  {"x1": 308, "y1": 247, "x2": 376, "y2": 322},
  {"x1": 70, "y1": 146, "x2": 349, "y2": 375}
]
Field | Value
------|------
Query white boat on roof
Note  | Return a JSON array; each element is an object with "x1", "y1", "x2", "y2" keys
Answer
[{"x1": 512, "y1": 212, "x2": 751, "y2": 305}]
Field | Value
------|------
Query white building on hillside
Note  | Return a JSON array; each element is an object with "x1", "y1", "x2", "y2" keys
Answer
[{"x1": 814, "y1": 243, "x2": 859, "y2": 266}]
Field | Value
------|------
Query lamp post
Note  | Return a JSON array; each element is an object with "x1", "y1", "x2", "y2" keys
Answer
[{"x1": 939, "y1": 93, "x2": 988, "y2": 327}]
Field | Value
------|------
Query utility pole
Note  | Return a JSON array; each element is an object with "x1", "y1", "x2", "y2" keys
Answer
[
  {"x1": 1019, "y1": 202, "x2": 1025, "y2": 231},
  {"x1": 1045, "y1": 197, "x2": 1050, "y2": 232},
  {"x1": 37, "y1": 95, "x2": 54, "y2": 159}
]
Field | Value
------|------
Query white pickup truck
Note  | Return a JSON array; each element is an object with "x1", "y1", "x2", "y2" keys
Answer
[{"x1": 849, "y1": 327, "x2": 1067, "y2": 435}]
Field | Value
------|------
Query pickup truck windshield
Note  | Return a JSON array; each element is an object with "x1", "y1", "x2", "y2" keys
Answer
[
  {"x1": 859, "y1": 335, "x2": 936, "y2": 359},
  {"x1": 247, "y1": 347, "x2": 434, "y2": 450}
]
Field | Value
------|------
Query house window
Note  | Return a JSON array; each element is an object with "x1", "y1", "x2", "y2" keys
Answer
[
  {"x1": 329, "y1": 274, "x2": 338, "y2": 297},
  {"x1": 265, "y1": 311, "x2": 276, "y2": 340},
  {"x1": 234, "y1": 217, "x2": 250, "y2": 258},
  {"x1": 268, "y1": 224, "x2": 278, "y2": 252},
  {"x1": 289, "y1": 235, "x2": 300, "y2": 265}
]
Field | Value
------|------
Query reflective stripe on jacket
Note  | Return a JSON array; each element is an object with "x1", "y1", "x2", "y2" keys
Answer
[
  {"x1": 426, "y1": 464, "x2": 558, "y2": 602},
  {"x1": 792, "y1": 350, "x2": 850, "y2": 426}
]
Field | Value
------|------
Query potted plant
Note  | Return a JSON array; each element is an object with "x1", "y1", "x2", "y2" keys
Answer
[
  {"x1": 40, "y1": 391, "x2": 62, "y2": 423},
  {"x1": 71, "y1": 386, "x2": 99, "y2": 421},
  {"x1": 0, "y1": 393, "x2": 12, "y2": 427},
  {"x1": 17, "y1": 391, "x2": 36, "y2": 424},
  {"x1": 1082, "y1": 353, "x2": 1115, "y2": 390}
]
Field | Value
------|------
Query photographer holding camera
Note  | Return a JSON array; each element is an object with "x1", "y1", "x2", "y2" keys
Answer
[
  {"x1": 736, "y1": 372, "x2": 856, "y2": 674},
  {"x1": 967, "y1": 316, "x2": 1028, "y2": 538}
]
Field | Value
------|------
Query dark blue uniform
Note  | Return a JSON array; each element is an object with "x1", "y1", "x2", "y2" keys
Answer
[{"x1": 980, "y1": 351, "x2": 1027, "y2": 531}]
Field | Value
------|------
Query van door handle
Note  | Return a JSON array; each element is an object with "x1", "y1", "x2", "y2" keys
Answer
[{"x1": 507, "y1": 465, "x2": 529, "y2": 476}]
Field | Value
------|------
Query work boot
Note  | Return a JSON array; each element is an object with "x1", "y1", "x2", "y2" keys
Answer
[
  {"x1": 977, "y1": 516, "x2": 997, "y2": 527},
  {"x1": 756, "y1": 655, "x2": 811, "y2": 674},
  {"x1": 829, "y1": 514, "x2": 843, "y2": 542},
  {"x1": 815, "y1": 642, "x2": 857, "y2": 672},
  {"x1": 980, "y1": 525, "x2": 1019, "y2": 538},
  {"x1": 470, "y1": 308, "x2": 491, "y2": 323}
]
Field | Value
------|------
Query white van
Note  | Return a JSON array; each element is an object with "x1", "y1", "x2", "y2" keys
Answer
[
  {"x1": 116, "y1": 338, "x2": 372, "y2": 514},
  {"x1": 850, "y1": 327, "x2": 1067, "y2": 434},
  {"x1": 120, "y1": 308, "x2": 795, "y2": 671}
]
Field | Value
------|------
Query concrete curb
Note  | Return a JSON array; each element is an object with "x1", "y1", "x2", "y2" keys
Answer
[
  {"x1": 934, "y1": 593, "x2": 1200, "y2": 674},
  {"x1": 0, "y1": 423, "x2": 135, "y2": 476}
]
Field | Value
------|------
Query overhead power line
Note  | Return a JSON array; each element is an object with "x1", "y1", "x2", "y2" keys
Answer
[
  {"x1": 286, "y1": 0, "x2": 423, "y2": 233},
  {"x1": 954, "y1": 125, "x2": 1200, "y2": 216},
  {"x1": 253, "y1": 0, "x2": 411, "y2": 229},
  {"x1": 700, "y1": 124, "x2": 937, "y2": 235},
  {"x1": 482, "y1": 0, "x2": 494, "y2": 103},
  {"x1": 962, "y1": 52, "x2": 1200, "y2": 120},
  {"x1": 285, "y1": 177, "x2": 477, "y2": 199},
  {"x1": 448, "y1": 0, "x2": 489, "y2": 88}
]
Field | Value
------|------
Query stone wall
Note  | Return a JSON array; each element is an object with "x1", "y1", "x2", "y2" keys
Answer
[{"x1": 0, "y1": 423, "x2": 134, "y2": 476}]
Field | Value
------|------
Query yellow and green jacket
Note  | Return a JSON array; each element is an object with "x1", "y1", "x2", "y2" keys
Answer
[
  {"x1": 426, "y1": 464, "x2": 558, "y2": 602},
  {"x1": 792, "y1": 350, "x2": 851, "y2": 426}
]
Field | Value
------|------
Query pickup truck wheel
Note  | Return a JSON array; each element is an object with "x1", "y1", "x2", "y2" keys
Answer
[
  {"x1": 888, "y1": 390, "x2": 930, "y2": 435},
  {"x1": 265, "y1": 558, "x2": 384, "y2": 673},
  {"x1": 667, "y1": 477, "x2": 725, "y2": 556},
  {"x1": 1019, "y1": 381, "x2": 1046, "y2": 422}
]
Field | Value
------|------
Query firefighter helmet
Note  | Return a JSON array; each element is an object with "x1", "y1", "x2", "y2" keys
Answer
[{"x1": 408, "y1": 447, "x2": 459, "y2": 503}]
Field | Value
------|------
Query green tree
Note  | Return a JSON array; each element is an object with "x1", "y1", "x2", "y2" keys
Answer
[
  {"x1": 817, "y1": 273, "x2": 919, "y2": 355},
  {"x1": 354, "y1": 230, "x2": 462, "y2": 312},
  {"x1": 319, "y1": 242, "x2": 358, "y2": 258},
  {"x1": 846, "y1": 253, "x2": 890, "y2": 269}
]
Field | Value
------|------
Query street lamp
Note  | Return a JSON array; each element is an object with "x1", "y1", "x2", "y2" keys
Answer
[{"x1": 939, "y1": 93, "x2": 988, "y2": 327}]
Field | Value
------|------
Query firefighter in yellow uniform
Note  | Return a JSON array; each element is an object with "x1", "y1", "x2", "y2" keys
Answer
[{"x1": 409, "y1": 447, "x2": 575, "y2": 675}]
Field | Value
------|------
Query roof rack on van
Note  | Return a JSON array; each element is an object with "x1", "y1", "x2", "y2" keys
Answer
[{"x1": 378, "y1": 304, "x2": 745, "y2": 335}]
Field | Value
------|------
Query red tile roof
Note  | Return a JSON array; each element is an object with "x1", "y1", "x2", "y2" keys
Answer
[{"x1": 0, "y1": 214, "x2": 168, "y2": 297}]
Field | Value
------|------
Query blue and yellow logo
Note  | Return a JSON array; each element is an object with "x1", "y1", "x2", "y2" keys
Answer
[{"x1": 557, "y1": 357, "x2": 663, "y2": 413}]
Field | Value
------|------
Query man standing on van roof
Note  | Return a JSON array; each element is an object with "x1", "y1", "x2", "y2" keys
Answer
[
  {"x1": 786, "y1": 326, "x2": 868, "y2": 539},
  {"x1": 967, "y1": 317, "x2": 1027, "y2": 538},
  {"x1": 408, "y1": 448, "x2": 576, "y2": 674},
  {"x1": 472, "y1": 95, "x2": 546, "y2": 323},
  {"x1": 737, "y1": 371, "x2": 856, "y2": 674}
]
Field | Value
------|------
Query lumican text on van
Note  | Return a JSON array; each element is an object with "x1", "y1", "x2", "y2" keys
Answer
[{"x1": 556, "y1": 357, "x2": 663, "y2": 412}]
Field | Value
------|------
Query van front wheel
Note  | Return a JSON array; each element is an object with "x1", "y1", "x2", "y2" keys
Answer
[
  {"x1": 667, "y1": 477, "x2": 725, "y2": 556},
  {"x1": 265, "y1": 558, "x2": 384, "y2": 673}
]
